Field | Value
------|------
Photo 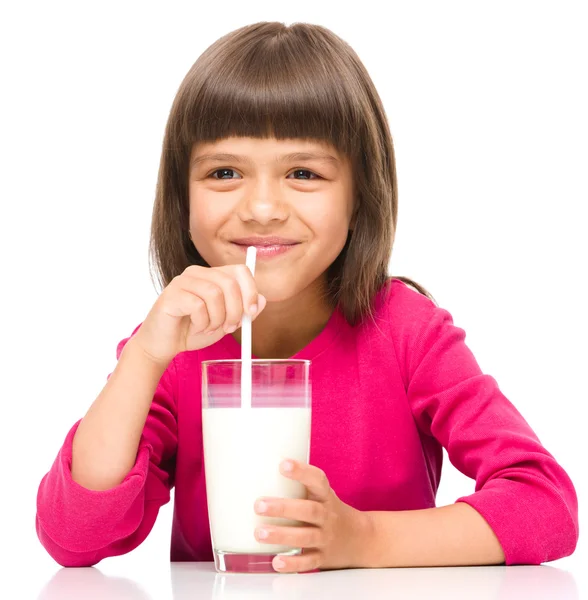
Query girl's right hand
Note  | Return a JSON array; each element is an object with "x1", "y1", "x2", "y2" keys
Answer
[{"x1": 132, "y1": 264, "x2": 267, "y2": 367}]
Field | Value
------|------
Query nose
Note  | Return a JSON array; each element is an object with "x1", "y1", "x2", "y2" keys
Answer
[{"x1": 236, "y1": 177, "x2": 289, "y2": 225}]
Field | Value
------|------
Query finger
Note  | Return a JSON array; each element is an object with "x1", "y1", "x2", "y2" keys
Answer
[
  {"x1": 224, "y1": 264, "x2": 259, "y2": 317},
  {"x1": 280, "y1": 461, "x2": 331, "y2": 502},
  {"x1": 178, "y1": 278, "x2": 226, "y2": 333},
  {"x1": 254, "y1": 497, "x2": 326, "y2": 526},
  {"x1": 183, "y1": 268, "x2": 244, "y2": 332},
  {"x1": 255, "y1": 525, "x2": 322, "y2": 549},
  {"x1": 273, "y1": 549, "x2": 321, "y2": 574},
  {"x1": 165, "y1": 288, "x2": 210, "y2": 333},
  {"x1": 256, "y1": 293, "x2": 267, "y2": 317},
  {"x1": 158, "y1": 281, "x2": 209, "y2": 332}
]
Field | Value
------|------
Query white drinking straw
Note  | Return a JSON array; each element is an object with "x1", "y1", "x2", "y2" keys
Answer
[{"x1": 241, "y1": 246, "x2": 257, "y2": 410}]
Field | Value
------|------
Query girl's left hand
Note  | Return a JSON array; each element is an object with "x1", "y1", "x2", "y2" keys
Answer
[{"x1": 254, "y1": 459, "x2": 371, "y2": 573}]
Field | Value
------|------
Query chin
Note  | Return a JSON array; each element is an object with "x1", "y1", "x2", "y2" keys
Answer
[
  {"x1": 257, "y1": 273, "x2": 324, "y2": 304},
  {"x1": 256, "y1": 278, "x2": 300, "y2": 303},
  {"x1": 257, "y1": 289, "x2": 295, "y2": 303}
]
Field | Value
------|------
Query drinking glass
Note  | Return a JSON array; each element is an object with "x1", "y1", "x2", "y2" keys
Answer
[{"x1": 202, "y1": 359, "x2": 311, "y2": 573}]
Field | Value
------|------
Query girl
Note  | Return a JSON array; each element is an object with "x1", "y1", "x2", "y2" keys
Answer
[{"x1": 36, "y1": 21, "x2": 578, "y2": 574}]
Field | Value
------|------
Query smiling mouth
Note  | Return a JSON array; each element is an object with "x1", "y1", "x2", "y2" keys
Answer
[{"x1": 230, "y1": 241, "x2": 300, "y2": 259}]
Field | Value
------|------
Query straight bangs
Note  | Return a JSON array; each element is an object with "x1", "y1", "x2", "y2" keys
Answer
[{"x1": 176, "y1": 26, "x2": 364, "y2": 157}]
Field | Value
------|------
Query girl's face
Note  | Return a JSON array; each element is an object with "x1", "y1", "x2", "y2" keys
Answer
[{"x1": 188, "y1": 136, "x2": 355, "y2": 302}]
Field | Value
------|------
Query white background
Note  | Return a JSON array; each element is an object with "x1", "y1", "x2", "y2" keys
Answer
[{"x1": 1, "y1": 1, "x2": 586, "y2": 598}]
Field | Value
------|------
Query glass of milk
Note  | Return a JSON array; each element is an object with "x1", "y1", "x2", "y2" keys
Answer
[{"x1": 202, "y1": 359, "x2": 312, "y2": 574}]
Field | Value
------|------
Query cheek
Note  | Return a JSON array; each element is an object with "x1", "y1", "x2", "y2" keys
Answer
[
  {"x1": 189, "y1": 191, "x2": 224, "y2": 238},
  {"x1": 307, "y1": 185, "x2": 354, "y2": 236},
  {"x1": 311, "y1": 206, "x2": 351, "y2": 249}
]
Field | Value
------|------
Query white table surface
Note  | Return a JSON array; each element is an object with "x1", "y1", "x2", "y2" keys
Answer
[{"x1": 17, "y1": 560, "x2": 581, "y2": 600}]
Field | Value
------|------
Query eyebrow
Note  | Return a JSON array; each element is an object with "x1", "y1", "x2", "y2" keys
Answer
[{"x1": 190, "y1": 151, "x2": 340, "y2": 169}]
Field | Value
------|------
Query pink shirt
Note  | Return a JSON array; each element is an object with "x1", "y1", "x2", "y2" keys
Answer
[{"x1": 36, "y1": 279, "x2": 578, "y2": 566}]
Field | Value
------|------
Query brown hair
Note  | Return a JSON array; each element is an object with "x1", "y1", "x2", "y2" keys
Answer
[{"x1": 150, "y1": 21, "x2": 436, "y2": 325}]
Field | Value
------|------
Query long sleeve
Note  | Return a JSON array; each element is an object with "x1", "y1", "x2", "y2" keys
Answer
[
  {"x1": 35, "y1": 326, "x2": 178, "y2": 567},
  {"x1": 400, "y1": 293, "x2": 578, "y2": 565}
]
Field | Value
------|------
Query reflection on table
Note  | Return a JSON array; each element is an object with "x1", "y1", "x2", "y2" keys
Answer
[{"x1": 37, "y1": 561, "x2": 579, "y2": 600}]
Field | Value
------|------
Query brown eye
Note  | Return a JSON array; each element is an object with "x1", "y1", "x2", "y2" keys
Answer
[
  {"x1": 210, "y1": 168, "x2": 241, "y2": 180},
  {"x1": 288, "y1": 169, "x2": 319, "y2": 180}
]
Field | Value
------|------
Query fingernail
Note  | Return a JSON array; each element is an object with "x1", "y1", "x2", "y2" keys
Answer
[
  {"x1": 225, "y1": 324, "x2": 237, "y2": 334},
  {"x1": 255, "y1": 500, "x2": 267, "y2": 514},
  {"x1": 249, "y1": 304, "x2": 258, "y2": 316},
  {"x1": 281, "y1": 460, "x2": 294, "y2": 473},
  {"x1": 256, "y1": 528, "x2": 269, "y2": 540},
  {"x1": 273, "y1": 557, "x2": 286, "y2": 570}
]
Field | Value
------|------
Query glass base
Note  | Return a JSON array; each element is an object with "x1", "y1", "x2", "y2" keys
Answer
[{"x1": 214, "y1": 548, "x2": 301, "y2": 573}]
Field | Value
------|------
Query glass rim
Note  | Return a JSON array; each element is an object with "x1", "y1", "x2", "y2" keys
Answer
[{"x1": 201, "y1": 358, "x2": 310, "y2": 366}]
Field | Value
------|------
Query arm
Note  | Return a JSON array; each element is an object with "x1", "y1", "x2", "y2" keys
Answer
[
  {"x1": 247, "y1": 460, "x2": 504, "y2": 572},
  {"x1": 247, "y1": 287, "x2": 578, "y2": 573},
  {"x1": 35, "y1": 326, "x2": 178, "y2": 567},
  {"x1": 71, "y1": 336, "x2": 170, "y2": 490},
  {"x1": 389, "y1": 287, "x2": 578, "y2": 566},
  {"x1": 362, "y1": 502, "x2": 504, "y2": 567}
]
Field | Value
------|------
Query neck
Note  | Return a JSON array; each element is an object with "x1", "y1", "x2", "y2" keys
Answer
[{"x1": 232, "y1": 276, "x2": 334, "y2": 359}]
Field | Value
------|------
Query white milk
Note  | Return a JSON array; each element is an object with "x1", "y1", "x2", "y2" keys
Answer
[{"x1": 203, "y1": 406, "x2": 311, "y2": 554}]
